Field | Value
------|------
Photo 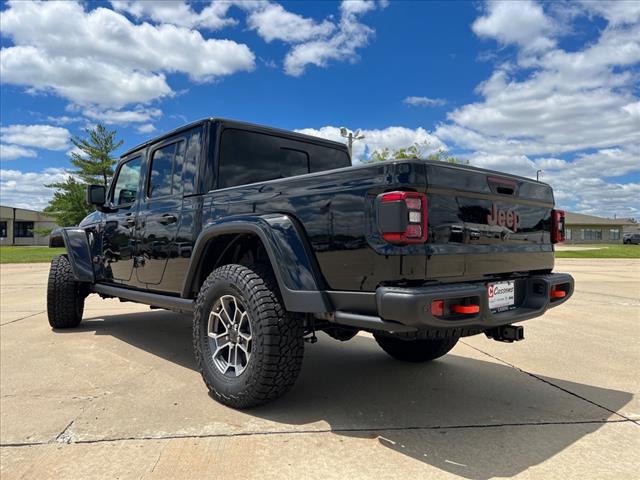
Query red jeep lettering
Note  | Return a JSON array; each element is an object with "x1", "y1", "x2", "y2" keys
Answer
[{"x1": 487, "y1": 204, "x2": 520, "y2": 232}]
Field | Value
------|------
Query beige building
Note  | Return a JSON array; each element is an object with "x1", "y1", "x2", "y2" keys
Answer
[
  {"x1": 0, "y1": 206, "x2": 58, "y2": 246},
  {"x1": 623, "y1": 222, "x2": 640, "y2": 235},
  {"x1": 564, "y1": 212, "x2": 634, "y2": 244}
]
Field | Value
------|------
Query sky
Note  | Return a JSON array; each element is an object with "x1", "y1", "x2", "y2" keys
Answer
[{"x1": 0, "y1": 0, "x2": 639, "y2": 218}]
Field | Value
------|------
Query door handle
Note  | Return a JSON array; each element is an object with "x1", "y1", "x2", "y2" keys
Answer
[{"x1": 157, "y1": 214, "x2": 178, "y2": 225}]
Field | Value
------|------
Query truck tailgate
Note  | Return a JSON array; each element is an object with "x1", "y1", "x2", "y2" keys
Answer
[{"x1": 424, "y1": 161, "x2": 555, "y2": 280}]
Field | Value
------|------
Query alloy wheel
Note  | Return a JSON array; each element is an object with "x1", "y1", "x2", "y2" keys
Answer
[{"x1": 207, "y1": 295, "x2": 252, "y2": 377}]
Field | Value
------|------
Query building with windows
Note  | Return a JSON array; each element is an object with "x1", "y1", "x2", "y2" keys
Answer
[
  {"x1": 0, "y1": 206, "x2": 58, "y2": 246},
  {"x1": 564, "y1": 212, "x2": 634, "y2": 244}
]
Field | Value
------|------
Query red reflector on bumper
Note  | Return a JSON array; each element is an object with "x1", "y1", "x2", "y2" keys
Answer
[
  {"x1": 431, "y1": 299, "x2": 444, "y2": 316},
  {"x1": 550, "y1": 288, "x2": 566, "y2": 298},
  {"x1": 452, "y1": 305, "x2": 480, "y2": 314}
]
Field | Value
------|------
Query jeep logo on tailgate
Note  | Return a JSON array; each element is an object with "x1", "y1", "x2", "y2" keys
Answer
[{"x1": 487, "y1": 204, "x2": 520, "y2": 232}]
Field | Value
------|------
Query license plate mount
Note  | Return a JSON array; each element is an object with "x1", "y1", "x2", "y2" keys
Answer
[{"x1": 487, "y1": 281, "x2": 515, "y2": 312}]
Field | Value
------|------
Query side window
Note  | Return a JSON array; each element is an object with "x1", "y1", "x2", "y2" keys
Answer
[
  {"x1": 148, "y1": 140, "x2": 186, "y2": 198},
  {"x1": 183, "y1": 127, "x2": 201, "y2": 196},
  {"x1": 219, "y1": 130, "x2": 290, "y2": 188},
  {"x1": 281, "y1": 148, "x2": 310, "y2": 176},
  {"x1": 308, "y1": 143, "x2": 350, "y2": 172},
  {"x1": 218, "y1": 129, "x2": 350, "y2": 189},
  {"x1": 112, "y1": 156, "x2": 142, "y2": 206},
  {"x1": 173, "y1": 141, "x2": 185, "y2": 194},
  {"x1": 149, "y1": 144, "x2": 175, "y2": 198}
]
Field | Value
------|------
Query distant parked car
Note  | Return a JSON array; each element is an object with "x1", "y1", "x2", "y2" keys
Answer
[{"x1": 623, "y1": 233, "x2": 640, "y2": 244}]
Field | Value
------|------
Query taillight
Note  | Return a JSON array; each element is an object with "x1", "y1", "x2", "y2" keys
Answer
[
  {"x1": 551, "y1": 209, "x2": 565, "y2": 244},
  {"x1": 377, "y1": 191, "x2": 427, "y2": 244}
]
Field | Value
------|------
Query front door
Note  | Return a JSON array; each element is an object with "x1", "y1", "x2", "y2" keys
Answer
[
  {"x1": 137, "y1": 138, "x2": 186, "y2": 286},
  {"x1": 102, "y1": 155, "x2": 143, "y2": 283}
]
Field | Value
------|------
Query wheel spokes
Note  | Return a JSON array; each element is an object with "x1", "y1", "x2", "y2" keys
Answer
[{"x1": 207, "y1": 294, "x2": 252, "y2": 377}]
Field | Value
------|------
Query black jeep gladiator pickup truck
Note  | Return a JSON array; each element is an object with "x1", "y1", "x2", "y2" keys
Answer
[{"x1": 48, "y1": 118, "x2": 574, "y2": 408}]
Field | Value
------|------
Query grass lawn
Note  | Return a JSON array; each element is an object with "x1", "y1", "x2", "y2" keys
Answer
[
  {"x1": 0, "y1": 246, "x2": 66, "y2": 264},
  {"x1": 555, "y1": 244, "x2": 640, "y2": 258}
]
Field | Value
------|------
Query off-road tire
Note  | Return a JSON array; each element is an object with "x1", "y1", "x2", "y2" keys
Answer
[
  {"x1": 193, "y1": 263, "x2": 304, "y2": 409},
  {"x1": 47, "y1": 255, "x2": 85, "y2": 329},
  {"x1": 374, "y1": 334, "x2": 458, "y2": 362}
]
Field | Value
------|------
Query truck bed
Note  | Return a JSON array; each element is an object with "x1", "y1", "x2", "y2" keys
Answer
[{"x1": 189, "y1": 159, "x2": 555, "y2": 292}]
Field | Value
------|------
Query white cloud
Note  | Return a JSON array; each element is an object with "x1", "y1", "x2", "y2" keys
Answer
[
  {"x1": 296, "y1": 125, "x2": 445, "y2": 162},
  {"x1": 462, "y1": 149, "x2": 640, "y2": 218},
  {"x1": 0, "y1": 0, "x2": 255, "y2": 107},
  {"x1": 472, "y1": 0, "x2": 556, "y2": 52},
  {"x1": 245, "y1": 3, "x2": 335, "y2": 43},
  {"x1": 110, "y1": 1, "x2": 238, "y2": 30},
  {"x1": 46, "y1": 116, "x2": 82, "y2": 126},
  {"x1": 283, "y1": 0, "x2": 380, "y2": 76},
  {"x1": 0, "y1": 144, "x2": 37, "y2": 161},
  {"x1": 569, "y1": 181, "x2": 640, "y2": 218},
  {"x1": 66, "y1": 146, "x2": 85, "y2": 158},
  {"x1": 0, "y1": 124, "x2": 70, "y2": 150},
  {"x1": 1, "y1": 44, "x2": 173, "y2": 107},
  {"x1": 467, "y1": 153, "x2": 538, "y2": 178},
  {"x1": 341, "y1": 0, "x2": 379, "y2": 16},
  {"x1": 437, "y1": 2, "x2": 640, "y2": 157},
  {"x1": 579, "y1": 0, "x2": 640, "y2": 26},
  {"x1": 80, "y1": 106, "x2": 162, "y2": 125},
  {"x1": 550, "y1": 147, "x2": 640, "y2": 178},
  {"x1": 403, "y1": 96, "x2": 446, "y2": 107},
  {"x1": 137, "y1": 124, "x2": 157, "y2": 134},
  {"x1": 437, "y1": 1, "x2": 640, "y2": 218},
  {"x1": 0, "y1": 168, "x2": 69, "y2": 210}
]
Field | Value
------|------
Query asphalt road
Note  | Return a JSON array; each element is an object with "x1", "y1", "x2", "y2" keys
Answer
[{"x1": 1, "y1": 259, "x2": 638, "y2": 479}]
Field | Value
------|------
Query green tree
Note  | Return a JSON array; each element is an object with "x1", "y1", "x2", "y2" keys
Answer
[
  {"x1": 368, "y1": 142, "x2": 464, "y2": 164},
  {"x1": 70, "y1": 124, "x2": 123, "y2": 187},
  {"x1": 43, "y1": 177, "x2": 90, "y2": 227},
  {"x1": 44, "y1": 124, "x2": 122, "y2": 226}
]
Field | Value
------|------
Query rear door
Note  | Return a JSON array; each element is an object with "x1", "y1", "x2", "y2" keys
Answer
[
  {"x1": 102, "y1": 155, "x2": 143, "y2": 283},
  {"x1": 137, "y1": 136, "x2": 186, "y2": 285}
]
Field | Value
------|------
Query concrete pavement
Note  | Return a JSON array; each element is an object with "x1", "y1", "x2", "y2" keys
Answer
[{"x1": 1, "y1": 259, "x2": 638, "y2": 479}]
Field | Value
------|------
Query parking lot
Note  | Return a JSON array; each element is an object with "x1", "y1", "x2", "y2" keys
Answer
[{"x1": 1, "y1": 259, "x2": 638, "y2": 479}]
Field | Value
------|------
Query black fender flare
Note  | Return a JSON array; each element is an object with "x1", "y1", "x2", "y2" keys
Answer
[
  {"x1": 181, "y1": 214, "x2": 331, "y2": 313},
  {"x1": 49, "y1": 227, "x2": 94, "y2": 283}
]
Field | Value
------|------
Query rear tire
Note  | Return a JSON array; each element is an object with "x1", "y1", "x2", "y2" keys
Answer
[
  {"x1": 374, "y1": 334, "x2": 458, "y2": 362},
  {"x1": 47, "y1": 255, "x2": 85, "y2": 329},
  {"x1": 193, "y1": 263, "x2": 304, "y2": 409}
]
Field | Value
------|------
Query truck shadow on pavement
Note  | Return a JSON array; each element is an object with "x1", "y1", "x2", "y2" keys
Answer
[{"x1": 76, "y1": 310, "x2": 633, "y2": 479}]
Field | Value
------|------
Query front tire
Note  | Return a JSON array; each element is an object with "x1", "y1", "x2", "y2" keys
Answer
[
  {"x1": 374, "y1": 334, "x2": 458, "y2": 363},
  {"x1": 193, "y1": 264, "x2": 304, "y2": 409},
  {"x1": 47, "y1": 255, "x2": 85, "y2": 329}
]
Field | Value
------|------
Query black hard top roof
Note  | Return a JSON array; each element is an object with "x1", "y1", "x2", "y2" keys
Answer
[{"x1": 120, "y1": 118, "x2": 349, "y2": 158}]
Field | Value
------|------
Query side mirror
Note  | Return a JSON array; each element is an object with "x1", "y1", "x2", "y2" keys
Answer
[{"x1": 86, "y1": 184, "x2": 106, "y2": 206}]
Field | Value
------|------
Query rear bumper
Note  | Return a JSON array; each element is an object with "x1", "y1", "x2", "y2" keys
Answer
[{"x1": 328, "y1": 273, "x2": 574, "y2": 333}]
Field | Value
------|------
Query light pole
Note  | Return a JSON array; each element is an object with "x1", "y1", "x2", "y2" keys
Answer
[
  {"x1": 340, "y1": 127, "x2": 365, "y2": 158},
  {"x1": 536, "y1": 169, "x2": 543, "y2": 181}
]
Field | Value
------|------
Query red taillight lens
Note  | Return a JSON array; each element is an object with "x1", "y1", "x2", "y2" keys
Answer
[
  {"x1": 551, "y1": 209, "x2": 565, "y2": 244},
  {"x1": 378, "y1": 191, "x2": 427, "y2": 244}
]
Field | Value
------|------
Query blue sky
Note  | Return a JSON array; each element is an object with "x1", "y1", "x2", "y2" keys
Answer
[{"x1": 1, "y1": 0, "x2": 639, "y2": 217}]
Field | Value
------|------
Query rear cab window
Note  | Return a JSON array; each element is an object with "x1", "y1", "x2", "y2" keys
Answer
[{"x1": 218, "y1": 128, "x2": 350, "y2": 189}]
